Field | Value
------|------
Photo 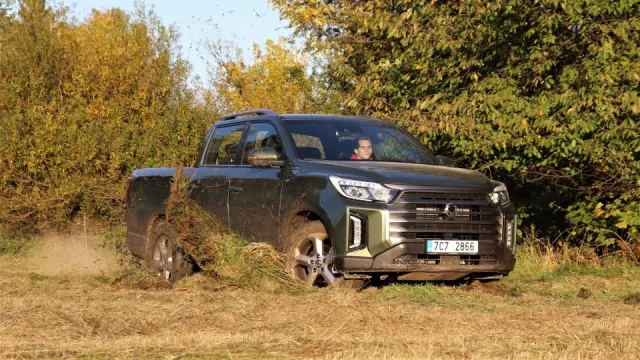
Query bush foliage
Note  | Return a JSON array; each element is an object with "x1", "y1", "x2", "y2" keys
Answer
[
  {"x1": 0, "y1": 0, "x2": 215, "y2": 231},
  {"x1": 272, "y1": 0, "x2": 640, "y2": 246},
  {"x1": 206, "y1": 38, "x2": 342, "y2": 114}
]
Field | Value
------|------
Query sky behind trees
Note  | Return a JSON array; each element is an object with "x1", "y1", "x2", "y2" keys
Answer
[{"x1": 65, "y1": 0, "x2": 291, "y2": 82}]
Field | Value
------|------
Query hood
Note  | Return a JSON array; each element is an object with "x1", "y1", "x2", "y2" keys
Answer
[{"x1": 302, "y1": 160, "x2": 494, "y2": 191}]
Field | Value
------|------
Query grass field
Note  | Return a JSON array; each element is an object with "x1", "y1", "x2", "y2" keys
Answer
[{"x1": 1, "y1": 233, "x2": 640, "y2": 359}]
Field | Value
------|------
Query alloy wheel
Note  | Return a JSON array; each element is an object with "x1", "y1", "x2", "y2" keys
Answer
[{"x1": 291, "y1": 232, "x2": 342, "y2": 286}]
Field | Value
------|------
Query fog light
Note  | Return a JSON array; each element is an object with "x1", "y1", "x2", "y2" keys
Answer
[
  {"x1": 348, "y1": 213, "x2": 367, "y2": 250},
  {"x1": 506, "y1": 217, "x2": 517, "y2": 253},
  {"x1": 352, "y1": 217, "x2": 362, "y2": 248}
]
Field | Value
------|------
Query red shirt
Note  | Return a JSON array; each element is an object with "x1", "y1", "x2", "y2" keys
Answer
[{"x1": 350, "y1": 154, "x2": 373, "y2": 160}]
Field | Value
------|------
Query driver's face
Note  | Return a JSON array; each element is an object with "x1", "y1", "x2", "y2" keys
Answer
[{"x1": 354, "y1": 139, "x2": 372, "y2": 159}]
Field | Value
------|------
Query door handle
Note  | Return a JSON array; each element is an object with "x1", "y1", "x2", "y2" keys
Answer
[{"x1": 229, "y1": 186, "x2": 243, "y2": 194}]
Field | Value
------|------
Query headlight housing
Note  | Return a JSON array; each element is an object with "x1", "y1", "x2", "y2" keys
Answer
[
  {"x1": 330, "y1": 176, "x2": 398, "y2": 203},
  {"x1": 489, "y1": 183, "x2": 510, "y2": 205}
]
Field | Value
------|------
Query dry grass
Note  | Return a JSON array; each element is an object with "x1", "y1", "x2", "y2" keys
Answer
[{"x1": 2, "y1": 236, "x2": 640, "y2": 359}]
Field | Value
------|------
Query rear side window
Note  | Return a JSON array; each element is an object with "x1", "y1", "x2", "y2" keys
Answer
[
  {"x1": 202, "y1": 124, "x2": 245, "y2": 165},
  {"x1": 291, "y1": 134, "x2": 326, "y2": 159},
  {"x1": 242, "y1": 123, "x2": 283, "y2": 164}
]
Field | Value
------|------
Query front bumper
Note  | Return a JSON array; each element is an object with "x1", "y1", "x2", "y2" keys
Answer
[{"x1": 332, "y1": 187, "x2": 517, "y2": 278}]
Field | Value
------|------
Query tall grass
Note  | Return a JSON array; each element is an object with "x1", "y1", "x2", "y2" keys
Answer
[
  {"x1": 512, "y1": 242, "x2": 640, "y2": 281},
  {"x1": 166, "y1": 168, "x2": 306, "y2": 294},
  {"x1": 0, "y1": 226, "x2": 29, "y2": 256}
]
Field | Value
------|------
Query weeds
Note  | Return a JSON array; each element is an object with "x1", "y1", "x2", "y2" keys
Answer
[
  {"x1": 111, "y1": 267, "x2": 173, "y2": 291},
  {"x1": 165, "y1": 168, "x2": 306, "y2": 294},
  {"x1": 27, "y1": 272, "x2": 50, "y2": 281},
  {"x1": 374, "y1": 282, "x2": 475, "y2": 309},
  {"x1": 0, "y1": 226, "x2": 29, "y2": 256},
  {"x1": 510, "y1": 241, "x2": 640, "y2": 282},
  {"x1": 363, "y1": 243, "x2": 640, "y2": 309}
]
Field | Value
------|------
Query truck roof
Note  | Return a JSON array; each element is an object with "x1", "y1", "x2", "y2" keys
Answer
[
  {"x1": 212, "y1": 110, "x2": 387, "y2": 127},
  {"x1": 280, "y1": 114, "x2": 386, "y2": 124}
]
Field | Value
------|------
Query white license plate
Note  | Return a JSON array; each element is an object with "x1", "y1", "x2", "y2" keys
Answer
[{"x1": 427, "y1": 240, "x2": 478, "y2": 254}]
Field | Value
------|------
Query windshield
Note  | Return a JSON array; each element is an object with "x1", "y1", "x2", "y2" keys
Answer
[{"x1": 283, "y1": 119, "x2": 438, "y2": 165}]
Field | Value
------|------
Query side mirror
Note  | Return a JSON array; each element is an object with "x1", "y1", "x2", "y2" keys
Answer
[
  {"x1": 247, "y1": 147, "x2": 286, "y2": 168},
  {"x1": 436, "y1": 155, "x2": 454, "y2": 167}
]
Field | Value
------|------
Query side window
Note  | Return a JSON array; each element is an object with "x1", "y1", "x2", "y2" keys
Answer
[
  {"x1": 242, "y1": 123, "x2": 283, "y2": 164},
  {"x1": 202, "y1": 124, "x2": 245, "y2": 165}
]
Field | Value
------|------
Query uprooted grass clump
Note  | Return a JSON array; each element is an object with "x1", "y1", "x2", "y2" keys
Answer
[
  {"x1": 165, "y1": 168, "x2": 307, "y2": 294},
  {"x1": 111, "y1": 267, "x2": 173, "y2": 290}
]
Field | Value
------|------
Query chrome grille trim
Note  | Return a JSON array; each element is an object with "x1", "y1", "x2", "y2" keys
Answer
[{"x1": 388, "y1": 191, "x2": 503, "y2": 246}]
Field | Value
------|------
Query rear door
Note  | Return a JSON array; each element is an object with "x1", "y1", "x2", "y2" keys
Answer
[
  {"x1": 228, "y1": 122, "x2": 288, "y2": 248},
  {"x1": 190, "y1": 123, "x2": 246, "y2": 228}
]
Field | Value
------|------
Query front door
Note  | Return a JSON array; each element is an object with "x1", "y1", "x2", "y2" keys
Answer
[{"x1": 228, "y1": 122, "x2": 287, "y2": 248}]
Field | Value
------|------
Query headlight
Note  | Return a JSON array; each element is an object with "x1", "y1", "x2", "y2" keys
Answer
[
  {"x1": 329, "y1": 176, "x2": 398, "y2": 203},
  {"x1": 489, "y1": 183, "x2": 510, "y2": 205}
]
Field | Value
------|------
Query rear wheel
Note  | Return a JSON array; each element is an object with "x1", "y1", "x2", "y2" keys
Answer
[
  {"x1": 145, "y1": 220, "x2": 194, "y2": 282},
  {"x1": 285, "y1": 221, "x2": 363, "y2": 289}
]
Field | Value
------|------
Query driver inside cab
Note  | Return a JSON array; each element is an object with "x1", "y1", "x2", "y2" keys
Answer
[{"x1": 350, "y1": 136, "x2": 374, "y2": 160}]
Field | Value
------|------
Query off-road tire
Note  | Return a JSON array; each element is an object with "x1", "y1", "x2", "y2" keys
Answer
[
  {"x1": 285, "y1": 220, "x2": 364, "y2": 289},
  {"x1": 145, "y1": 219, "x2": 194, "y2": 282}
]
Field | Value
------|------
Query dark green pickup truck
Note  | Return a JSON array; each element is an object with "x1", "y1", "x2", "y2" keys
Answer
[{"x1": 126, "y1": 109, "x2": 516, "y2": 287}]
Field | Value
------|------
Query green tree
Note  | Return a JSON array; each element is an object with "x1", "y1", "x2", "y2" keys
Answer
[{"x1": 272, "y1": 0, "x2": 640, "y2": 247}]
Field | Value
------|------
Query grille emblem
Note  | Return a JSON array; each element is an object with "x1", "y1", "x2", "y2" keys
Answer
[{"x1": 444, "y1": 203, "x2": 458, "y2": 218}]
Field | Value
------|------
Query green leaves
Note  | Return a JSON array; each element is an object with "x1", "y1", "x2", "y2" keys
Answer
[{"x1": 273, "y1": 0, "x2": 640, "y2": 246}]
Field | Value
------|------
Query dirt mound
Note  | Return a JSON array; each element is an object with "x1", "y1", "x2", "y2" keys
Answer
[
  {"x1": 623, "y1": 293, "x2": 640, "y2": 305},
  {"x1": 577, "y1": 287, "x2": 593, "y2": 299},
  {"x1": 461, "y1": 280, "x2": 520, "y2": 297},
  {"x1": 25, "y1": 232, "x2": 121, "y2": 276}
]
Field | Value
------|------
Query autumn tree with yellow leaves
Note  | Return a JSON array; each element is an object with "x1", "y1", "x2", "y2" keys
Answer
[
  {"x1": 206, "y1": 38, "x2": 342, "y2": 115},
  {"x1": 0, "y1": 0, "x2": 214, "y2": 232}
]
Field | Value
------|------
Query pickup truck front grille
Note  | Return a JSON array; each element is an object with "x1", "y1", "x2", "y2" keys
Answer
[{"x1": 388, "y1": 192, "x2": 503, "y2": 245}]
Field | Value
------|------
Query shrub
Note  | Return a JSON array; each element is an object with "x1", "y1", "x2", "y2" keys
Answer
[
  {"x1": 273, "y1": 0, "x2": 640, "y2": 247},
  {"x1": 0, "y1": 0, "x2": 216, "y2": 233}
]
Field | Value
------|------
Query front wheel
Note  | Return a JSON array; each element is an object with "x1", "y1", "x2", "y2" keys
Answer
[{"x1": 285, "y1": 221, "x2": 363, "y2": 289}]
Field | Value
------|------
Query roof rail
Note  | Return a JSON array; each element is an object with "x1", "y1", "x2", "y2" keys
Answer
[{"x1": 219, "y1": 109, "x2": 278, "y2": 121}]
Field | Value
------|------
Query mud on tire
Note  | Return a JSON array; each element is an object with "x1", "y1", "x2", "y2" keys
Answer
[{"x1": 145, "y1": 219, "x2": 194, "y2": 282}]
